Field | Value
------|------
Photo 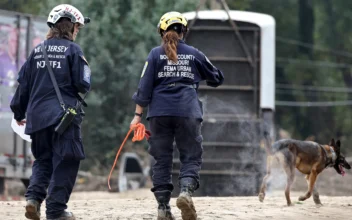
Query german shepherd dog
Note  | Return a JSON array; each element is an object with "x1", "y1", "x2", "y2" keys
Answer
[{"x1": 258, "y1": 138, "x2": 351, "y2": 206}]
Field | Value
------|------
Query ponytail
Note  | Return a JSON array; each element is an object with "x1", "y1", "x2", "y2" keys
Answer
[{"x1": 162, "y1": 31, "x2": 179, "y2": 63}]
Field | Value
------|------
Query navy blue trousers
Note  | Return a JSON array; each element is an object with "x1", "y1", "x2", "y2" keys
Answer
[
  {"x1": 148, "y1": 117, "x2": 203, "y2": 192},
  {"x1": 25, "y1": 123, "x2": 84, "y2": 218}
]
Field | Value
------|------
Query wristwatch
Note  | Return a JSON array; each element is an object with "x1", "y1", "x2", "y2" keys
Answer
[{"x1": 135, "y1": 112, "x2": 143, "y2": 117}]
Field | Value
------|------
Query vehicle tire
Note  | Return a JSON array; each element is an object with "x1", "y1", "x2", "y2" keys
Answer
[{"x1": 0, "y1": 177, "x2": 4, "y2": 194}]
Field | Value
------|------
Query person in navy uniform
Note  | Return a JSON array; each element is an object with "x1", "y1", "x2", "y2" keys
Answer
[
  {"x1": 130, "y1": 11, "x2": 224, "y2": 220},
  {"x1": 10, "y1": 4, "x2": 91, "y2": 220}
]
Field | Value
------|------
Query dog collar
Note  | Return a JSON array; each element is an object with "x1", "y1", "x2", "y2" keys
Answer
[{"x1": 321, "y1": 145, "x2": 336, "y2": 167}]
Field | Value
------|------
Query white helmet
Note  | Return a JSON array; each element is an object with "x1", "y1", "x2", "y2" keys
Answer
[{"x1": 47, "y1": 4, "x2": 90, "y2": 28}]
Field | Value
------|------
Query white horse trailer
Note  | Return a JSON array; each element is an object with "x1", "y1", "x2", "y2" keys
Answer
[{"x1": 171, "y1": 10, "x2": 276, "y2": 196}]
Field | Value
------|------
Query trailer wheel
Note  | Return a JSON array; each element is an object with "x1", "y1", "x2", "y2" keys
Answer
[
  {"x1": 21, "y1": 178, "x2": 30, "y2": 189},
  {"x1": 0, "y1": 177, "x2": 4, "y2": 194}
]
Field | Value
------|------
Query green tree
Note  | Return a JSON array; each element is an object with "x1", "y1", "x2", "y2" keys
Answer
[
  {"x1": 7, "y1": 0, "x2": 352, "y2": 166},
  {"x1": 0, "y1": 0, "x2": 44, "y2": 14},
  {"x1": 226, "y1": 0, "x2": 352, "y2": 150}
]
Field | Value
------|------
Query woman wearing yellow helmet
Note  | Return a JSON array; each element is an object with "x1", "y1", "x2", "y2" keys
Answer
[{"x1": 131, "y1": 11, "x2": 224, "y2": 220}]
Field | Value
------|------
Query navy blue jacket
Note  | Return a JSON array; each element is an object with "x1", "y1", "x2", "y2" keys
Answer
[
  {"x1": 10, "y1": 38, "x2": 91, "y2": 134},
  {"x1": 132, "y1": 40, "x2": 224, "y2": 120}
]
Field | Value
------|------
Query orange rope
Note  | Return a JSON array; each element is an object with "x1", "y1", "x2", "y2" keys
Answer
[{"x1": 107, "y1": 123, "x2": 150, "y2": 190}]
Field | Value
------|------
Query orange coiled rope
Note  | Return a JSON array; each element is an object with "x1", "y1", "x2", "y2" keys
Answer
[{"x1": 107, "y1": 123, "x2": 151, "y2": 190}]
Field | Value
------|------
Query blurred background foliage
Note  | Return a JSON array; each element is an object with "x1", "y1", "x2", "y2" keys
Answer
[{"x1": 2, "y1": 0, "x2": 352, "y2": 172}]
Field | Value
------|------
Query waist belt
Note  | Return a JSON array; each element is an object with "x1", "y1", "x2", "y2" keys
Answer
[{"x1": 166, "y1": 82, "x2": 197, "y2": 89}]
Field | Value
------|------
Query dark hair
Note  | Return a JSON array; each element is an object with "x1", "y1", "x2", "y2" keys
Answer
[
  {"x1": 46, "y1": 18, "x2": 74, "y2": 40},
  {"x1": 162, "y1": 30, "x2": 180, "y2": 63}
]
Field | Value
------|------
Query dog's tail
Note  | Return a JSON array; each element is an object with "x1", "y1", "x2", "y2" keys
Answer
[{"x1": 264, "y1": 132, "x2": 273, "y2": 155}]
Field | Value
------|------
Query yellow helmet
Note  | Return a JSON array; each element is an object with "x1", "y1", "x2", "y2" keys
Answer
[{"x1": 157, "y1": 11, "x2": 188, "y2": 37}]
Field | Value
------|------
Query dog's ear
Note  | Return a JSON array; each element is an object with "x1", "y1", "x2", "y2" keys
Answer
[
  {"x1": 329, "y1": 138, "x2": 336, "y2": 146},
  {"x1": 335, "y1": 140, "x2": 341, "y2": 155}
]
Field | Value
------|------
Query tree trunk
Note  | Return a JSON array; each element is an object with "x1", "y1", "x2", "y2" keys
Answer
[
  {"x1": 296, "y1": 0, "x2": 316, "y2": 138},
  {"x1": 299, "y1": 0, "x2": 314, "y2": 57},
  {"x1": 324, "y1": 0, "x2": 352, "y2": 101}
]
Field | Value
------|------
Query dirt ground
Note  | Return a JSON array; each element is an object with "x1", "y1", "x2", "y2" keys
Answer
[
  {"x1": 1, "y1": 189, "x2": 352, "y2": 220},
  {"x1": 1, "y1": 158, "x2": 352, "y2": 220}
]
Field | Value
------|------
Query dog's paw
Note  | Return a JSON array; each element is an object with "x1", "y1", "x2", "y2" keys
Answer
[
  {"x1": 287, "y1": 202, "x2": 294, "y2": 207},
  {"x1": 313, "y1": 197, "x2": 322, "y2": 205},
  {"x1": 315, "y1": 203, "x2": 323, "y2": 207},
  {"x1": 258, "y1": 193, "x2": 265, "y2": 202},
  {"x1": 298, "y1": 195, "x2": 307, "y2": 201}
]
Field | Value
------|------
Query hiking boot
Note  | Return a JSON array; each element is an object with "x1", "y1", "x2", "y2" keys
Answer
[
  {"x1": 25, "y1": 199, "x2": 41, "y2": 220},
  {"x1": 176, "y1": 178, "x2": 197, "y2": 220},
  {"x1": 46, "y1": 211, "x2": 76, "y2": 220},
  {"x1": 157, "y1": 208, "x2": 175, "y2": 220},
  {"x1": 154, "y1": 190, "x2": 175, "y2": 220}
]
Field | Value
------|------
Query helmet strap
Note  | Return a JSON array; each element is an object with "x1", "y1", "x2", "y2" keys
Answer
[
  {"x1": 71, "y1": 23, "x2": 75, "y2": 35},
  {"x1": 181, "y1": 26, "x2": 188, "y2": 40}
]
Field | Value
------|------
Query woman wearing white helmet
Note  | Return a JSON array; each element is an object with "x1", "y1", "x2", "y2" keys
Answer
[
  {"x1": 131, "y1": 11, "x2": 224, "y2": 220},
  {"x1": 10, "y1": 4, "x2": 91, "y2": 220}
]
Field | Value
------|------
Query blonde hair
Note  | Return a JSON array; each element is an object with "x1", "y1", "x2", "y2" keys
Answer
[{"x1": 162, "y1": 31, "x2": 180, "y2": 63}]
